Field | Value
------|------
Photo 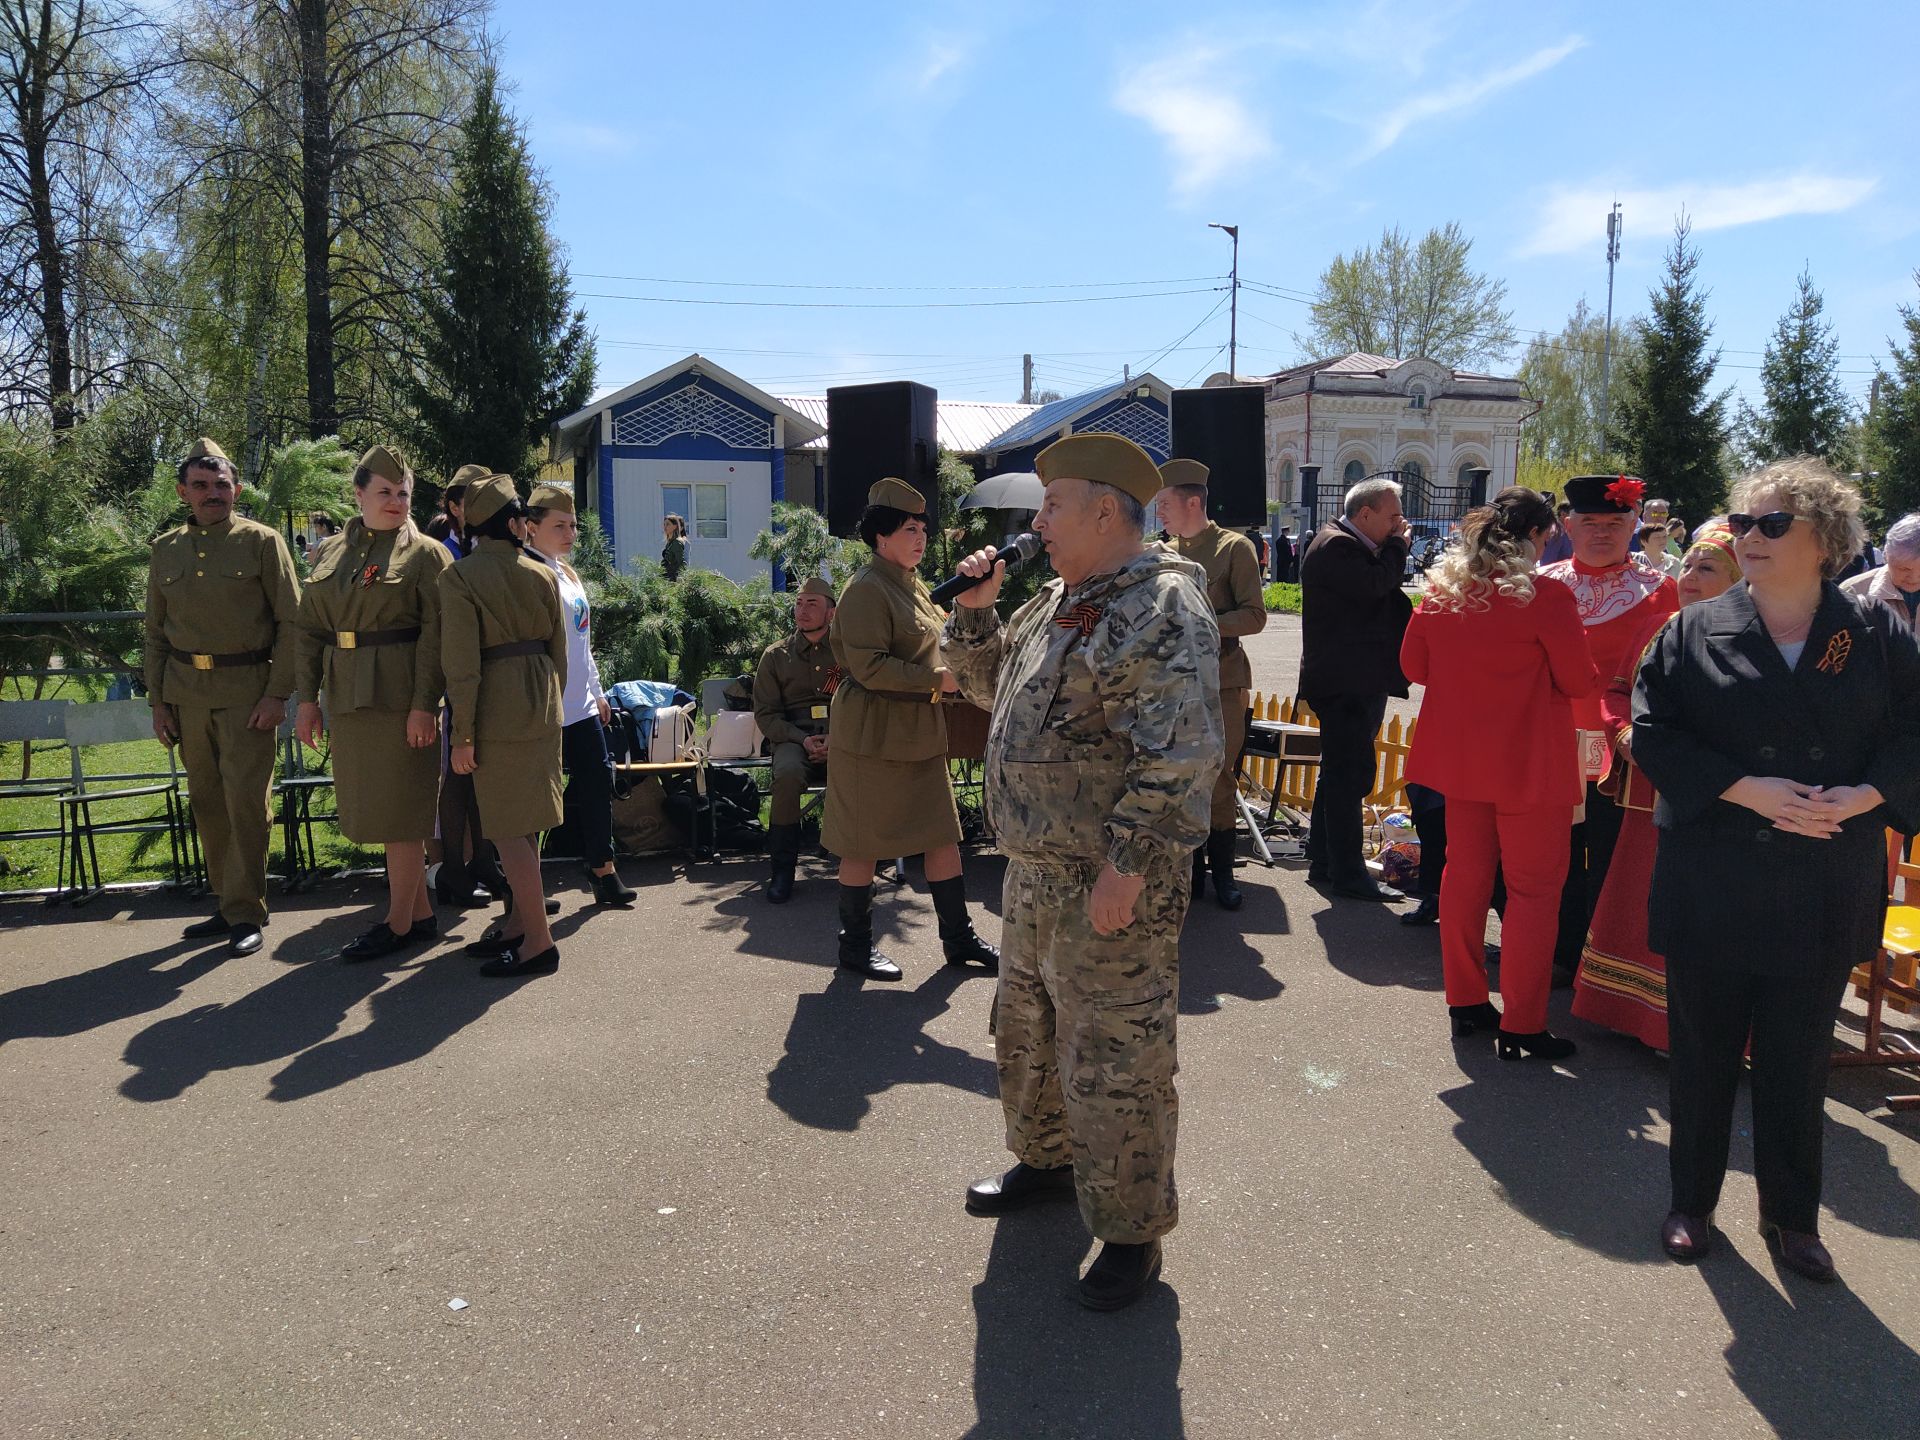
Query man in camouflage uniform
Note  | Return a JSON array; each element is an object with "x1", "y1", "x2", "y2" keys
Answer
[
  {"x1": 752, "y1": 576, "x2": 837, "y2": 903},
  {"x1": 144, "y1": 438, "x2": 302, "y2": 955},
  {"x1": 942, "y1": 432, "x2": 1223, "y2": 1311}
]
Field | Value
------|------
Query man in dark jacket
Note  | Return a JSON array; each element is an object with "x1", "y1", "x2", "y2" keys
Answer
[{"x1": 1298, "y1": 477, "x2": 1414, "y2": 901}]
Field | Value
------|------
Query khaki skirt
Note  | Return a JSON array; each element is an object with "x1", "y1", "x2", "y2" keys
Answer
[
  {"x1": 330, "y1": 707, "x2": 439, "y2": 844},
  {"x1": 821, "y1": 748, "x2": 961, "y2": 860},
  {"x1": 473, "y1": 733, "x2": 564, "y2": 841}
]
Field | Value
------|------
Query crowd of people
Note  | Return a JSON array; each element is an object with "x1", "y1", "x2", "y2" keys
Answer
[{"x1": 139, "y1": 429, "x2": 1920, "y2": 1306}]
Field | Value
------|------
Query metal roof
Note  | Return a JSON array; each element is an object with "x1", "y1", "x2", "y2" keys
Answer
[
  {"x1": 548, "y1": 354, "x2": 828, "y2": 460},
  {"x1": 974, "y1": 374, "x2": 1172, "y2": 454}
]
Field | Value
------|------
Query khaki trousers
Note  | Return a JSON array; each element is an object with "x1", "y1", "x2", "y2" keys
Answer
[
  {"x1": 994, "y1": 855, "x2": 1185, "y2": 1243},
  {"x1": 1211, "y1": 687, "x2": 1249, "y2": 831},
  {"x1": 768, "y1": 741, "x2": 826, "y2": 826},
  {"x1": 176, "y1": 704, "x2": 276, "y2": 926}
]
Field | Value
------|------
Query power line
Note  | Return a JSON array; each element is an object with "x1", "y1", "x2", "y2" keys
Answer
[
  {"x1": 574, "y1": 272, "x2": 1220, "y2": 293},
  {"x1": 573, "y1": 284, "x2": 1226, "y2": 312}
]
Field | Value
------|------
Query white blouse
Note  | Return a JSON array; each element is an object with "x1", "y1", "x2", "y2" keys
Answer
[{"x1": 531, "y1": 547, "x2": 607, "y2": 724}]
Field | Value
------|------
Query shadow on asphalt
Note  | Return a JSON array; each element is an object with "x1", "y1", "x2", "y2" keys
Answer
[
  {"x1": 765, "y1": 964, "x2": 996, "y2": 1131},
  {"x1": 964, "y1": 1207, "x2": 1184, "y2": 1439},
  {"x1": 1311, "y1": 892, "x2": 1446, "y2": 993},
  {"x1": 0, "y1": 938, "x2": 230, "y2": 1048}
]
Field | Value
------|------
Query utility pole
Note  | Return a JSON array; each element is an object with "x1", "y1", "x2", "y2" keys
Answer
[
  {"x1": 1021, "y1": 354, "x2": 1033, "y2": 404},
  {"x1": 1210, "y1": 222, "x2": 1239, "y2": 376},
  {"x1": 1600, "y1": 202, "x2": 1622, "y2": 443}
]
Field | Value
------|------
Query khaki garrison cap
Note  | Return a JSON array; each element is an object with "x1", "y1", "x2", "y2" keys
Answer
[
  {"x1": 1037, "y1": 433, "x2": 1165, "y2": 508},
  {"x1": 184, "y1": 436, "x2": 230, "y2": 464},
  {"x1": 528, "y1": 483, "x2": 575, "y2": 514},
  {"x1": 462, "y1": 472, "x2": 520, "y2": 527},
  {"x1": 356, "y1": 444, "x2": 409, "y2": 484},
  {"x1": 797, "y1": 576, "x2": 836, "y2": 600},
  {"x1": 867, "y1": 477, "x2": 926, "y2": 514},
  {"x1": 1157, "y1": 458, "x2": 1210, "y2": 489},
  {"x1": 448, "y1": 462, "x2": 493, "y2": 491}
]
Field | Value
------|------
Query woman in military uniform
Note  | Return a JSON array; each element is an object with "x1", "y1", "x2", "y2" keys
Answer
[
  {"x1": 293, "y1": 446, "x2": 450, "y2": 962},
  {"x1": 440, "y1": 473, "x2": 569, "y2": 978},
  {"x1": 823, "y1": 477, "x2": 997, "y2": 980}
]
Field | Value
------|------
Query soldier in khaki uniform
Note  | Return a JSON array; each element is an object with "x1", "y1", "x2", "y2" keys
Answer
[
  {"x1": 752, "y1": 576, "x2": 837, "y2": 904},
  {"x1": 943, "y1": 433, "x2": 1223, "y2": 1311},
  {"x1": 440, "y1": 472, "x2": 568, "y2": 979},
  {"x1": 293, "y1": 445, "x2": 451, "y2": 962},
  {"x1": 823, "y1": 477, "x2": 997, "y2": 981},
  {"x1": 1155, "y1": 458, "x2": 1268, "y2": 910},
  {"x1": 144, "y1": 438, "x2": 301, "y2": 956}
]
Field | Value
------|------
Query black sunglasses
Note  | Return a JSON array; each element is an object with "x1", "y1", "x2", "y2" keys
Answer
[{"x1": 1726, "y1": 511, "x2": 1796, "y2": 539}]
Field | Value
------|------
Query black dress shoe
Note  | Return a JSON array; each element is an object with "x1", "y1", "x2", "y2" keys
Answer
[
  {"x1": 465, "y1": 931, "x2": 522, "y2": 958},
  {"x1": 1077, "y1": 1240, "x2": 1163, "y2": 1311},
  {"x1": 965, "y1": 1162, "x2": 1076, "y2": 1217},
  {"x1": 1496, "y1": 1030, "x2": 1577, "y2": 1061},
  {"x1": 840, "y1": 951, "x2": 903, "y2": 981},
  {"x1": 341, "y1": 923, "x2": 417, "y2": 963},
  {"x1": 1761, "y1": 1220, "x2": 1837, "y2": 1282},
  {"x1": 1449, "y1": 1001, "x2": 1502, "y2": 1037},
  {"x1": 592, "y1": 871, "x2": 637, "y2": 907},
  {"x1": 1327, "y1": 880, "x2": 1405, "y2": 903},
  {"x1": 227, "y1": 923, "x2": 263, "y2": 957},
  {"x1": 1400, "y1": 895, "x2": 1440, "y2": 926},
  {"x1": 479, "y1": 945, "x2": 560, "y2": 978},
  {"x1": 183, "y1": 914, "x2": 228, "y2": 940},
  {"x1": 1662, "y1": 1210, "x2": 1713, "y2": 1263}
]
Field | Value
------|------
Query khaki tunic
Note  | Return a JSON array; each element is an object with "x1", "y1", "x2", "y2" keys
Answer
[
  {"x1": 822, "y1": 557, "x2": 960, "y2": 857},
  {"x1": 439, "y1": 538, "x2": 568, "y2": 839},
  {"x1": 143, "y1": 515, "x2": 301, "y2": 927},
  {"x1": 941, "y1": 547, "x2": 1223, "y2": 1242},
  {"x1": 752, "y1": 629, "x2": 836, "y2": 827},
  {"x1": 293, "y1": 520, "x2": 450, "y2": 843},
  {"x1": 1172, "y1": 522, "x2": 1267, "y2": 827}
]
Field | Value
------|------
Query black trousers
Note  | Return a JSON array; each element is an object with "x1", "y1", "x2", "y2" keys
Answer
[
  {"x1": 1304, "y1": 692, "x2": 1387, "y2": 886},
  {"x1": 1554, "y1": 782, "x2": 1624, "y2": 968},
  {"x1": 1666, "y1": 955, "x2": 1852, "y2": 1233},
  {"x1": 560, "y1": 716, "x2": 616, "y2": 868}
]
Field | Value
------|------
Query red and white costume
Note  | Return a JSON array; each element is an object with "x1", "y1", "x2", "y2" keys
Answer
[{"x1": 1537, "y1": 555, "x2": 1678, "y2": 779}]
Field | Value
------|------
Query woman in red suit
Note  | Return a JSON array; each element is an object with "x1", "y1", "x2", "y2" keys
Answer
[{"x1": 1402, "y1": 488, "x2": 1599, "y2": 1059}]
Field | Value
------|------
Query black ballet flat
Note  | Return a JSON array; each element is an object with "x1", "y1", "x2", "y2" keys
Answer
[
  {"x1": 1496, "y1": 1030, "x2": 1577, "y2": 1062},
  {"x1": 1449, "y1": 1002, "x2": 1502, "y2": 1037},
  {"x1": 464, "y1": 930, "x2": 522, "y2": 958},
  {"x1": 479, "y1": 945, "x2": 559, "y2": 978},
  {"x1": 342, "y1": 923, "x2": 421, "y2": 964}
]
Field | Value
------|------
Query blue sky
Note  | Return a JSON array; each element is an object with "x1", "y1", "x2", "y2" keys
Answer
[{"x1": 490, "y1": 0, "x2": 1918, "y2": 411}]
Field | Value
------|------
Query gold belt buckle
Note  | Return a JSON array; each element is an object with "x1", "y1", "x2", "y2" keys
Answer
[
  {"x1": 190, "y1": 653, "x2": 214, "y2": 671},
  {"x1": 810, "y1": 704, "x2": 828, "y2": 721},
  {"x1": 336, "y1": 630, "x2": 357, "y2": 650}
]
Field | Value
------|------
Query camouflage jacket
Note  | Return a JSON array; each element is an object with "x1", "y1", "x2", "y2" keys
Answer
[{"x1": 942, "y1": 547, "x2": 1224, "y2": 875}]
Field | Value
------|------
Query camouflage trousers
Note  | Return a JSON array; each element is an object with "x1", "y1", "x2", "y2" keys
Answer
[{"x1": 994, "y1": 854, "x2": 1185, "y2": 1243}]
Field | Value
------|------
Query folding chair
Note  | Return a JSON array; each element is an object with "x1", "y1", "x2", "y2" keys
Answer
[
  {"x1": 275, "y1": 713, "x2": 336, "y2": 891},
  {"x1": 1834, "y1": 831, "x2": 1920, "y2": 1109},
  {"x1": 56, "y1": 701, "x2": 195, "y2": 904},
  {"x1": 0, "y1": 700, "x2": 77, "y2": 886}
]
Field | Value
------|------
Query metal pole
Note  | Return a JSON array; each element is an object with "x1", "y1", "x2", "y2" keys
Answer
[
  {"x1": 1600, "y1": 203, "x2": 1622, "y2": 443},
  {"x1": 1210, "y1": 222, "x2": 1239, "y2": 376}
]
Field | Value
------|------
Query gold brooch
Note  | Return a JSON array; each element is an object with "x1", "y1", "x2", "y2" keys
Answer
[{"x1": 1815, "y1": 631, "x2": 1852, "y2": 676}]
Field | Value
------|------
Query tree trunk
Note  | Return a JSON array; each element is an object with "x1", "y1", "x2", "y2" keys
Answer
[
  {"x1": 296, "y1": 0, "x2": 337, "y2": 438},
  {"x1": 19, "y1": 39, "x2": 75, "y2": 432}
]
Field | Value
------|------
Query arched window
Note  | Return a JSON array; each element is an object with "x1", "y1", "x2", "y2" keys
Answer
[
  {"x1": 1342, "y1": 459, "x2": 1366, "y2": 488},
  {"x1": 1400, "y1": 458, "x2": 1424, "y2": 484},
  {"x1": 1281, "y1": 459, "x2": 1295, "y2": 501},
  {"x1": 1458, "y1": 461, "x2": 1476, "y2": 488}
]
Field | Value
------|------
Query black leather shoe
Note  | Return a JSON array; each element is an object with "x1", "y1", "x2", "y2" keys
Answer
[
  {"x1": 840, "y1": 950, "x2": 903, "y2": 981},
  {"x1": 465, "y1": 930, "x2": 522, "y2": 958},
  {"x1": 767, "y1": 861, "x2": 795, "y2": 905},
  {"x1": 479, "y1": 945, "x2": 560, "y2": 978},
  {"x1": 1496, "y1": 1030, "x2": 1577, "y2": 1061},
  {"x1": 942, "y1": 929, "x2": 1000, "y2": 972},
  {"x1": 227, "y1": 923, "x2": 263, "y2": 957},
  {"x1": 1327, "y1": 880, "x2": 1405, "y2": 903},
  {"x1": 1662, "y1": 1210, "x2": 1713, "y2": 1263},
  {"x1": 341, "y1": 923, "x2": 417, "y2": 963},
  {"x1": 1449, "y1": 1001, "x2": 1502, "y2": 1037},
  {"x1": 592, "y1": 871, "x2": 637, "y2": 907},
  {"x1": 1761, "y1": 1220, "x2": 1837, "y2": 1282},
  {"x1": 1077, "y1": 1240, "x2": 1163, "y2": 1311},
  {"x1": 183, "y1": 914, "x2": 227, "y2": 940},
  {"x1": 1400, "y1": 895, "x2": 1440, "y2": 927},
  {"x1": 965, "y1": 1162, "x2": 1075, "y2": 1217}
]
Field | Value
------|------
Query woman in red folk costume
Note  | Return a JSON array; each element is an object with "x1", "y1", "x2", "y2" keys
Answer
[
  {"x1": 1572, "y1": 524, "x2": 1742, "y2": 1050},
  {"x1": 1538, "y1": 475, "x2": 1679, "y2": 981}
]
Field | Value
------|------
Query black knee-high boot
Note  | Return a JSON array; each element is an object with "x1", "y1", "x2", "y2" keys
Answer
[
  {"x1": 929, "y1": 875, "x2": 998, "y2": 971},
  {"x1": 1207, "y1": 829, "x2": 1243, "y2": 910},
  {"x1": 837, "y1": 883, "x2": 901, "y2": 980},
  {"x1": 767, "y1": 823, "x2": 801, "y2": 904}
]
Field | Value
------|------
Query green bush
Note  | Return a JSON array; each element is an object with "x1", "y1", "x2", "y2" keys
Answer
[{"x1": 1263, "y1": 582, "x2": 1303, "y2": 613}]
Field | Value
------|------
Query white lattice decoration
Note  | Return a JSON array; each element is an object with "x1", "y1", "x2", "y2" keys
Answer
[
  {"x1": 611, "y1": 381, "x2": 773, "y2": 450},
  {"x1": 1075, "y1": 401, "x2": 1168, "y2": 456}
]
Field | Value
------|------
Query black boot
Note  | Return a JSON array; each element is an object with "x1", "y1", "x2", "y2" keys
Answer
[
  {"x1": 837, "y1": 884, "x2": 901, "y2": 980},
  {"x1": 766, "y1": 823, "x2": 801, "y2": 905},
  {"x1": 1207, "y1": 829, "x2": 1243, "y2": 911},
  {"x1": 1190, "y1": 846, "x2": 1207, "y2": 901},
  {"x1": 930, "y1": 875, "x2": 998, "y2": 971},
  {"x1": 1077, "y1": 1240, "x2": 1164, "y2": 1311},
  {"x1": 591, "y1": 868, "x2": 637, "y2": 907}
]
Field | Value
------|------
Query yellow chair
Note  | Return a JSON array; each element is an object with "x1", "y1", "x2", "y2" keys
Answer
[{"x1": 1836, "y1": 831, "x2": 1920, "y2": 1110}]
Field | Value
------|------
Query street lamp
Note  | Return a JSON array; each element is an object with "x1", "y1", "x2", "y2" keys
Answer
[{"x1": 1209, "y1": 222, "x2": 1239, "y2": 377}]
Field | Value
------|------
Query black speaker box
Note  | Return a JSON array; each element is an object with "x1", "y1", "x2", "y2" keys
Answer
[
  {"x1": 826, "y1": 382, "x2": 939, "y2": 538},
  {"x1": 1170, "y1": 384, "x2": 1267, "y2": 527}
]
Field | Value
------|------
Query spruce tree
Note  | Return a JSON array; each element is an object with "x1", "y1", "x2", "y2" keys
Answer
[
  {"x1": 1608, "y1": 218, "x2": 1730, "y2": 524},
  {"x1": 1865, "y1": 272, "x2": 1920, "y2": 524},
  {"x1": 1744, "y1": 267, "x2": 1853, "y2": 465},
  {"x1": 411, "y1": 67, "x2": 595, "y2": 481}
]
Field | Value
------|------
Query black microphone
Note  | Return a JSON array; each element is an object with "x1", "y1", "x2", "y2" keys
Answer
[{"x1": 929, "y1": 532, "x2": 1043, "y2": 606}]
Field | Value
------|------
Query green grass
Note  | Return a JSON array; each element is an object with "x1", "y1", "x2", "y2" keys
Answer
[{"x1": 1263, "y1": 582, "x2": 1303, "y2": 614}]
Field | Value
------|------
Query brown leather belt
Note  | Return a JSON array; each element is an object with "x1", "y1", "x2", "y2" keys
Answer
[
  {"x1": 862, "y1": 687, "x2": 943, "y2": 702},
  {"x1": 325, "y1": 626, "x2": 421, "y2": 651},
  {"x1": 480, "y1": 639, "x2": 547, "y2": 662},
  {"x1": 168, "y1": 646, "x2": 272, "y2": 671}
]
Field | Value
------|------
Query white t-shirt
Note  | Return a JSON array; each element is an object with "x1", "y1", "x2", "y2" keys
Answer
[{"x1": 530, "y1": 547, "x2": 607, "y2": 724}]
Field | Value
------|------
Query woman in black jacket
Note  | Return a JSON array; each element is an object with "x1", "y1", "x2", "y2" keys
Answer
[{"x1": 1632, "y1": 457, "x2": 1920, "y2": 1282}]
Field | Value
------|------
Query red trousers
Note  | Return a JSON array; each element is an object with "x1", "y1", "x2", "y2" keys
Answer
[{"x1": 1440, "y1": 799, "x2": 1573, "y2": 1034}]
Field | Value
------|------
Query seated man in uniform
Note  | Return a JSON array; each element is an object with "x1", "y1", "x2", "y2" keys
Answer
[{"x1": 753, "y1": 577, "x2": 839, "y2": 903}]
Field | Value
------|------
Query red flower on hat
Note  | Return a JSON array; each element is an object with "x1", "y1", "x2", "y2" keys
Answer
[{"x1": 1605, "y1": 476, "x2": 1645, "y2": 507}]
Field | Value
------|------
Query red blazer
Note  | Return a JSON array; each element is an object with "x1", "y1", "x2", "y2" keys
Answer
[{"x1": 1400, "y1": 577, "x2": 1600, "y2": 808}]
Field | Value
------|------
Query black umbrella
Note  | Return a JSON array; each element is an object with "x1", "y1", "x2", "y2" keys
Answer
[{"x1": 958, "y1": 471, "x2": 1044, "y2": 512}]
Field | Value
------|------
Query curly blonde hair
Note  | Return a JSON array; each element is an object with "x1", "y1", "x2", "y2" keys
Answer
[
  {"x1": 1421, "y1": 487, "x2": 1557, "y2": 613},
  {"x1": 1729, "y1": 456, "x2": 1865, "y2": 579}
]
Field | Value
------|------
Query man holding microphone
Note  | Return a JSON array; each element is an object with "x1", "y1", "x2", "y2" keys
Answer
[{"x1": 941, "y1": 433, "x2": 1223, "y2": 1312}]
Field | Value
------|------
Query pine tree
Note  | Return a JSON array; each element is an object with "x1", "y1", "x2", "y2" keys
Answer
[
  {"x1": 410, "y1": 67, "x2": 596, "y2": 481},
  {"x1": 1608, "y1": 218, "x2": 1729, "y2": 524},
  {"x1": 1865, "y1": 271, "x2": 1920, "y2": 524},
  {"x1": 1743, "y1": 268, "x2": 1853, "y2": 466}
]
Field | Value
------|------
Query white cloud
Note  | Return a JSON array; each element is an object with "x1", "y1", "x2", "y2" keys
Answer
[
  {"x1": 1519, "y1": 174, "x2": 1881, "y2": 257},
  {"x1": 1114, "y1": 45, "x2": 1274, "y2": 201},
  {"x1": 914, "y1": 34, "x2": 974, "y2": 92},
  {"x1": 1362, "y1": 35, "x2": 1586, "y2": 158}
]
